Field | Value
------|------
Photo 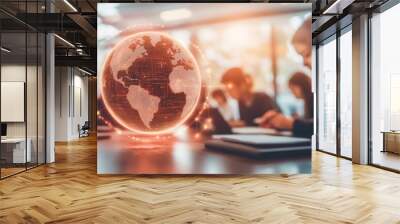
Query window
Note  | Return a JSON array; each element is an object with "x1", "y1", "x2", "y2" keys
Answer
[
  {"x1": 317, "y1": 36, "x2": 337, "y2": 154},
  {"x1": 339, "y1": 28, "x2": 352, "y2": 158},
  {"x1": 370, "y1": 3, "x2": 400, "y2": 171}
]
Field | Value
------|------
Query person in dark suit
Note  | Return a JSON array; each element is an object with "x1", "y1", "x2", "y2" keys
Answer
[
  {"x1": 289, "y1": 72, "x2": 313, "y2": 119},
  {"x1": 257, "y1": 18, "x2": 314, "y2": 138},
  {"x1": 221, "y1": 67, "x2": 278, "y2": 127}
]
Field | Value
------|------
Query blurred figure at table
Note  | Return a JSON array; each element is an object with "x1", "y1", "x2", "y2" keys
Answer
[
  {"x1": 210, "y1": 89, "x2": 235, "y2": 122},
  {"x1": 292, "y1": 17, "x2": 312, "y2": 69},
  {"x1": 221, "y1": 67, "x2": 278, "y2": 127},
  {"x1": 288, "y1": 72, "x2": 313, "y2": 119},
  {"x1": 257, "y1": 17, "x2": 313, "y2": 138}
]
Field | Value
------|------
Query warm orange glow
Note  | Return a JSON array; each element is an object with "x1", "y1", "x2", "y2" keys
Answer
[{"x1": 100, "y1": 31, "x2": 203, "y2": 135}]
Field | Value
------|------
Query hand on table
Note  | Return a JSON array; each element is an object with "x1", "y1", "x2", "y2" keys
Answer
[
  {"x1": 228, "y1": 120, "x2": 246, "y2": 128},
  {"x1": 255, "y1": 111, "x2": 294, "y2": 130}
]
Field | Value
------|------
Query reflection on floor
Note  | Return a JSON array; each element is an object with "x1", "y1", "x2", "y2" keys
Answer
[
  {"x1": 373, "y1": 150, "x2": 400, "y2": 171},
  {"x1": 0, "y1": 135, "x2": 400, "y2": 223},
  {"x1": 0, "y1": 162, "x2": 42, "y2": 178},
  {"x1": 341, "y1": 148, "x2": 352, "y2": 158},
  {"x1": 0, "y1": 167, "x2": 25, "y2": 177}
]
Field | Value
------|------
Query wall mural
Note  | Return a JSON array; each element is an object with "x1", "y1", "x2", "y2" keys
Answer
[{"x1": 97, "y1": 3, "x2": 312, "y2": 174}]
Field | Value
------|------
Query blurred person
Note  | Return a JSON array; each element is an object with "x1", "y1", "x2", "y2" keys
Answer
[
  {"x1": 221, "y1": 67, "x2": 278, "y2": 127},
  {"x1": 292, "y1": 17, "x2": 312, "y2": 69},
  {"x1": 210, "y1": 89, "x2": 234, "y2": 121},
  {"x1": 288, "y1": 72, "x2": 313, "y2": 119},
  {"x1": 257, "y1": 18, "x2": 313, "y2": 138}
]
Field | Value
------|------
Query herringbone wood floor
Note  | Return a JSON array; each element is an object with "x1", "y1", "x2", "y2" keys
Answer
[{"x1": 1, "y1": 136, "x2": 400, "y2": 224}]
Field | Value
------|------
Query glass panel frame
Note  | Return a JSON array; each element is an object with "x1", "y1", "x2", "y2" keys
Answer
[
  {"x1": 0, "y1": 29, "x2": 28, "y2": 178},
  {"x1": 0, "y1": 0, "x2": 47, "y2": 179},
  {"x1": 315, "y1": 24, "x2": 354, "y2": 160},
  {"x1": 369, "y1": 2, "x2": 400, "y2": 172}
]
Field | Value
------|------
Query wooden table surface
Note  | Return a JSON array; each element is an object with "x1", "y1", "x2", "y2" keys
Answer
[{"x1": 97, "y1": 133, "x2": 311, "y2": 175}]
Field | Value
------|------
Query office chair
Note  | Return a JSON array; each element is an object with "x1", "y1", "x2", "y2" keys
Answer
[{"x1": 79, "y1": 121, "x2": 90, "y2": 138}]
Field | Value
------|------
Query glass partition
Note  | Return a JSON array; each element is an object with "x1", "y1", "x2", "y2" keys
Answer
[
  {"x1": 27, "y1": 30, "x2": 38, "y2": 169},
  {"x1": 38, "y1": 32, "x2": 45, "y2": 165},
  {"x1": 0, "y1": 1, "x2": 46, "y2": 179},
  {"x1": 1, "y1": 30, "x2": 28, "y2": 177}
]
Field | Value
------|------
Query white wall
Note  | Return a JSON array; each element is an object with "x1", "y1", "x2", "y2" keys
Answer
[
  {"x1": 1, "y1": 65, "x2": 38, "y2": 138},
  {"x1": 54, "y1": 67, "x2": 89, "y2": 141},
  {"x1": 55, "y1": 67, "x2": 70, "y2": 141},
  {"x1": 70, "y1": 73, "x2": 89, "y2": 138}
]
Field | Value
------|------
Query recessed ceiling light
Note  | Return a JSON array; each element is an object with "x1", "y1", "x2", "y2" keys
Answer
[
  {"x1": 54, "y1": 34, "x2": 75, "y2": 48},
  {"x1": 323, "y1": 0, "x2": 353, "y2": 15},
  {"x1": 1, "y1": 47, "x2": 11, "y2": 53},
  {"x1": 78, "y1": 67, "x2": 93, "y2": 76},
  {"x1": 63, "y1": 0, "x2": 78, "y2": 12}
]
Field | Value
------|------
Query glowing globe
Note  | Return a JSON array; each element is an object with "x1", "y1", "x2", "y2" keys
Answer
[{"x1": 101, "y1": 32, "x2": 202, "y2": 134}]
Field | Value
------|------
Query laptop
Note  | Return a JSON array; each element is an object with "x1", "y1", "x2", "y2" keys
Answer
[
  {"x1": 205, "y1": 108, "x2": 233, "y2": 134},
  {"x1": 205, "y1": 135, "x2": 310, "y2": 157},
  {"x1": 215, "y1": 134, "x2": 310, "y2": 148}
]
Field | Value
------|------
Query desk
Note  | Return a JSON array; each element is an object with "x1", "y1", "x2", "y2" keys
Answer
[
  {"x1": 1, "y1": 138, "x2": 31, "y2": 164},
  {"x1": 382, "y1": 131, "x2": 400, "y2": 154},
  {"x1": 97, "y1": 131, "x2": 311, "y2": 175}
]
